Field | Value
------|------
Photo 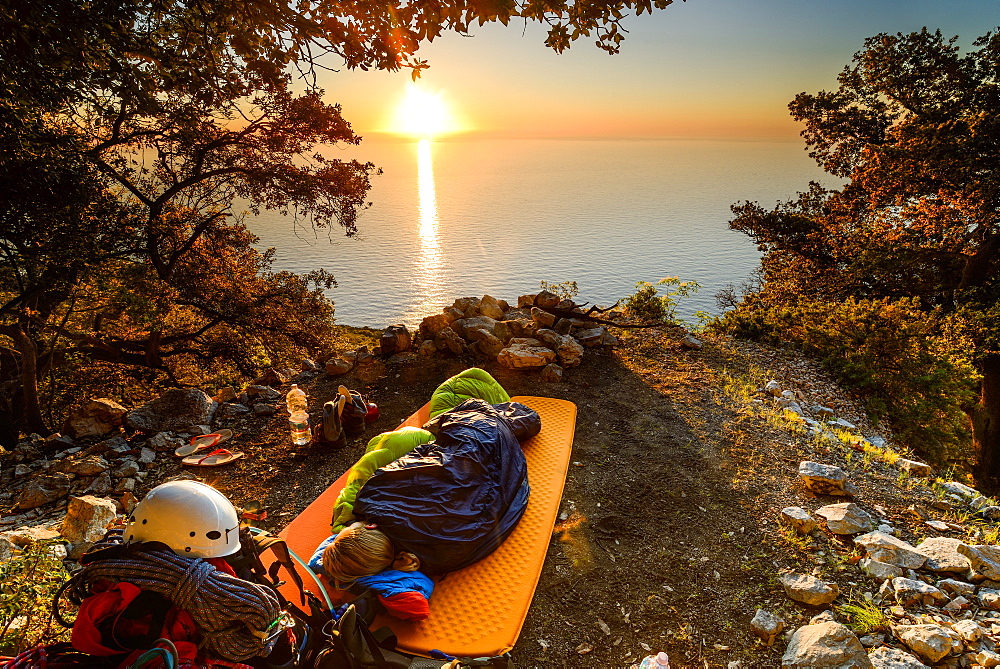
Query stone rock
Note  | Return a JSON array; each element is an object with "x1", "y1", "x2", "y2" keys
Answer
[
  {"x1": 957, "y1": 544, "x2": 1000, "y2": 580},
  {"x1": 473, "y1": 331, "x2": 505, "y2": 359},
  {"x1": 681, "y1": 334, "x2": 703, "y2": 350},
  {"x1": 517, "y1": 294, "x2": 537, "y2": 308},
  {"x1": 494, "y1": 320, "x2": 522, "y2": 344},
  {"x1": 60, "y1": 495, "x2": 116, "y2": 545},
  {"x1": 379, "y1": 324, "x2": 412, "y2": 355},
  {"x1": 84, "y1": 472, "x2": 114, "y2": 495},
  {"x1": 556, "y1": 335, "x2": 585, "y2": 369},
  {"x1": 540, "y1": 364, "x2": 564, "y2": 383},
  {"x1": 6, "y1": 525, "x2": 62, "y2": 546},
  {"x1": 942, "y1": 594, "x2": 969, "y2": 611},
  {"x1": 443, "y1": 306, "x2": 464, "y2": 322},
  {"x1": 778, "y1": 572, "x2": 840, "y2": 606},
  {"x1": 978, "y1": 587, "x2": 1000, "y2": 609},
  {"x1": 891, "y1": 577, "x2": 947, "y2": 607},
  {"x1": 418, "y1": 340, "x2": 437, "y2": 356},
  {"x1": 0, "y1": 535, "x2": 14, "y2": 564},
  {"x1": 452, "y1": 297, "x2": 482, "y2": 317},
  {"x1": 497, "y1": 343, "x2": 557, "y2": 370},
  {"x1": 114, "y1": 460, "x2": 140, "y2": 478},
  {"x1": 530, "y1": 307, "x2": 557, "y2": 328},
  {"x1": 62, "y1": 398, "x2": 127, "y2": 439},
  {"x1": 434, "y1": 327, "x2": 466, "y2": 355},
  {"x1": 534, "y1": 328, "x2": 561, "y2": 348},
  {"x1": 574, "y1": 327, "x2": 609, "y2": 348},
  {"x1": 810, "y1": 610, "x2": 838, "y2": 625},
  {"x1": 924, "y1": 520, "x2": 949, "y2": 531},
  {"x1": 971, "y1": 649, "x2": 1000, "y2": 667},
  {"x1": 951, "y1": 619, "x2": 982, "y2": 643},
  {"x1": 854, "y1": 532, "x2": 927, "y2": 569},
  {"x1": 217, "y1": 403, "x2": 250, "y2": 418},
  {"x1": 138, "y1": 448, "x2": 156, "y2": 465},
  {"x1": 252, "y1": 367, "x2": 288, "y2": 388},
  {"x1": 780, "y1": 507, "x2": 818, "y2": 534},
  {"x1": 420, "y1": 313, "x2": 452, "y2": 337},
  {"x1": 859, "y1": 558, "x2": 905, "y2": 581},
  {"x1": 17, "y1": 473, "x2": 73, "y2": 509},
  {"x1": 479, "y1": 295, "x2": 506, "y2": 320},
  {"x1": 781, "y1": 622, "x2": 871, "y2": 668},
  {"x1": 982, "y1": 506, "x2": 1000, "y2": 521},
  {"x1": 148, "y1": 432, "x2": 183, "y2": 452},
  {"x1": 253, "y1": 403, "x2": 277, "y2": 417},
  {"x1": 939, "y1": 481, "x2": 980, "y2": 500},
  {"x1": 534, "y1": 290, "x2": 560, "y2": 309},
  {"x1": 246, "y1": 385, "x2": 281, "y2": 400},
  {"x1": 815, "y1": 503, "x2": 873, "y2": 534},
  {"x1": 893, "y1": 624, "x2": 962, "y2": 664},
  {"x1": 764, "y1": 380, "x2": 782, "y2": 396},
  {"x1": 214, "y1": 386, "x2": 237, "y2": 403},
  {"x1": 750, "y1": 609, "x2": 784, "y2": 641},
  {"x1": 866, "y1": 646, "x2": 929, "y2": 669},
  {"x1": 896, "y1": 459, "x2": 931, "y2": 477},
  {"x1": 125, "y1": 389, "x2": 217, "y2": 433},
  {"x1": 936, "y1": 578, "x2": 975, "y2": 597},
  {"x1": 326, "y1": 358, "x2": 353, "y2": 376},
  {"x1": 799, "y1": 461, "x2": 852, "y2": 496},
  {"x1": 59, "y1": 455, "x2": 110, "y2": 476},
  {"x1": 451, "y1": 316, "x2": 498, "y2": 340},
  {"x1": 914, "y1": 537, "x2": 969, "y2": 572}
]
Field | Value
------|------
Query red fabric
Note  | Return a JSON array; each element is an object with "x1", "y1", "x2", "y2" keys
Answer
[
  {"x1": 72, "y1": 581, "x2": 144, "y2": 655},
  {"x1": 378, "y1": 591, "x2": 430, "y2": 621},
  {"x1": 205, "y1": 557, "x2": 236, "y2": 577}
]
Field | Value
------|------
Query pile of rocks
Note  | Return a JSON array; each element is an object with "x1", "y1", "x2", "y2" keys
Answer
[
  {"x1": 760, "y1": 460, "x2": 1000, "y2": 667},
  {"x1": 325, "y1": 292, "x2": 621, "y2": 383}
]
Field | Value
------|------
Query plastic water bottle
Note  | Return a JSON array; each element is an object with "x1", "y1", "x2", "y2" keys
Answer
[
  {"x1": 286, "y1": 384, "x2": 308, "y2": 413},
  {"x1": 289, "y1": 410, "x2": 310, "y2": 446},
  {"x1": 638, "y1": 652, "x2": 671, "y2": 669}
]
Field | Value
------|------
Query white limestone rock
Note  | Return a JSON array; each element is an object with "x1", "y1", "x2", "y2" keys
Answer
[
  {"x1": 914, "y1": 537, "x2": 969, "y2": 573},
  {"x1": 854, "y1": 532, "x2": 927, "y2": 570},
  {"x1": 859, "y1": 558, "x2": 905, "y2": 582},
  {"x1": 891, "y1": 577, "x2": 947, "y2": 607},
  {"x1": 799, "y1": 461, "x2": 853, "y2": 496},
  {"x1": 778, "y1": 572, "x2": 840, "y2": 606},
  {"x1": 780, "y1": 622, "x2": 871, "y2": 668},
  {"x1": 896, "y1": 458, "x2": 932, "y2": 477},
  {"x1": 894, "y1": 624, "x2": 962, "y2": 664},
  {"x1": 958, "y1": 544, "x2": 1000, "y2": 579},
  {"x1": 780, "y1": 507, "x2": 818, "y2": 534},
  {"x1": 750, "y1": 609, "x2": 784, "y2": 641},
  {"x1": 867, "y1": 646, "x2": 929, "y2": 669},
  {"x1": 816, "y1": 503, "x2": 873, "y2": 534}
]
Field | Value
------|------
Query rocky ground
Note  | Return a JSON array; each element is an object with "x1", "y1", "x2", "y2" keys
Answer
[{"x1": 6, "y1": 310, "x2": 1000, "y2": 668}]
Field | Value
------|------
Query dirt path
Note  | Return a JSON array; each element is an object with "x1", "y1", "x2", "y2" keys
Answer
[{"x1": 184, "y1": 326, "x2": 921, "y2": 668}]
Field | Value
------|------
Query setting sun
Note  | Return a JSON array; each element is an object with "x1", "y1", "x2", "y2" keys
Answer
[{"x1": 390, "y1": 85, "x2": 463, "y2": 138}]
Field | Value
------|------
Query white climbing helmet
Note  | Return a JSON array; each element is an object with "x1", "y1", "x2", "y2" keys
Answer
[{"x1": 125, "y1": 480, "x2": 241, "y2": 558}]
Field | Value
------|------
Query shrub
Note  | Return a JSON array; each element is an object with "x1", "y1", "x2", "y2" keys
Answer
[
  {"x1": 623, "y1": 277, "x2": 699, "y2": 325},
  {"x1": 0, "y1": 541, "x2": 71, "y2": 654}
]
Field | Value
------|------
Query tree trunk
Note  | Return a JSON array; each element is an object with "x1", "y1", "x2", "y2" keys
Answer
[
  {"x1": 973, "y1": 354, "x2": 1000, "y2": 493},
  {"x1": 7, "y1": 326, "x2": 48, "y2": 436}
]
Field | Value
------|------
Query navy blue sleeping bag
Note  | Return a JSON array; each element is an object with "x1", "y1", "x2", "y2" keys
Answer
[{"x1": 353, "y1": 399, "x2": 541, "y2": 575}]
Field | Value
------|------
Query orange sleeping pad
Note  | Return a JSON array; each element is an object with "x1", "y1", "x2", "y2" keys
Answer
[{"x1": 277, "y1": 395, "x2": 577, "y2": 658}]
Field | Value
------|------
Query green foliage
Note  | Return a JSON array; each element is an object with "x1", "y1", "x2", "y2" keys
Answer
[
  {"x1": 836, "y1": 597, "x2": 891, "y2": 635},
  {"x1": 538, "y1": 280, "x2": 579, "y2": 301},
  {"x1": 716, "y1": 297, "x2": 979, "y2": 464},
  {"x1": 0, "y1": 542, "x2": 71, "y2": 655},
  {"x1": 623, "y1": 277, "x2": 699, "y2": 325}
]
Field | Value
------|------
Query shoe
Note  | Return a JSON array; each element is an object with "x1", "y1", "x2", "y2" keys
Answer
[
  {"x1": 314, "y1": 399, "x2": 347, "y2": 449},
  {"x1": 338, "y1": 386, "x2": 368, "y2": 438}
]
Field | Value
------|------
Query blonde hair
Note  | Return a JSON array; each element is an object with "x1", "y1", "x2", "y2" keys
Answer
[{"x1": 322, "y1": 522, "x2": 399, "y2": 586}]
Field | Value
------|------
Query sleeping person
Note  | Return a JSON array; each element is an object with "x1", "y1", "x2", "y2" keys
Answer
[{"x1": 308, "y1": 368, "x2": 541, "y2": 620}]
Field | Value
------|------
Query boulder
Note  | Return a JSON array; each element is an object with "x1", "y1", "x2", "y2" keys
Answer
[
  {"x1": 859, "y1": 558, "x2": 904, "y2": 581},
  {"x1": 854, "y1": 531, "x2": 927, "y2": 569},
  {"x1": 452, "y1": 297, "x2": 482, "y2": 316},
  {"x1": 434, "y1": 327, "x2": 466, "y2": 355},
  {"x1": 951, "y1": 619, "x2": 983, "y2": 643},
  {"x1": 6, "y1": 525, "x2": 62, "y2": 546},
  {"x1": 63, "y1": 398, "x2": 127, "y2": 439},
  {"x1": 252, "y1": 367, "x2": 288, "y2": 388},
  {"x1": 149, "y1": 432, "x2": 184, "y2": 452},
  {"x1": 681, "y1": 334, "x2": 703, "y2": 350},
  {"x1": 125, "y1": 389, "x2": 217, "y2": 433},
  {"x1": 59, "y1": 455, "x2": 111, "y2": 476},
  {"x1": 418, "y1": 340, "x2": 437, "y2": 356},
  {"x1": 556, "y1": 335, "x2": 585, "y2": 368},
  {"x1": 479, "y1": 295, "x2": 506, "y2": 320},
  {"x1": 517, "y1": 294, "x2": 537, "y2": 308},
  {"x1": 471, "y1": 331, "x2": 504, "y2": 359},
  {"x1": 970, "y1": 649, "x2": 1000, "y2": 667},
  {"x1": 420, "y1": 313, "x2": 452, "y2": 337},
  {"x1": 891, "y1": 577, "x2": 947, "y2": 607},
  {"x1": 16, "y1": 473, "x2": 73, "y2": 509},
  {"x1": 0, "y1": 535, "x2": 14, "y2": 564},
  {"x1": 214, "y1": 386, "x2": 237, "y2": 403},
  {"x1": 780, "y1": 622, "x2": 871, "y2": 668},
  {"x1": 574, "y1": 327, "x2": 610, "y2": 348},
  {"x1": 451, "y1": 316, "x2": 498, "y2": 339},
  {"x1": 750, "y1": 609, "x2": 784, "y2": 642},
  {"x1": 84, "y1": 471, "x2": 114, "y2": 495},
  {"x1": 534, "y1": 290, "x2": 560, "y2": 309},
  {"x1": 866, "y1": 646, "x2": 929, "y2": 669},
  {"x1": 497, "y1": 343, "x2": 557, "y2": 370},
  {"x1": 815, "y1": 503, "x2": 873, "y2": 535},
  {"x1": 780, "y1": 507, "x2": 817, "y2": 534},
  {"x1": 494, "y1": 320, "x2": 522, "y2": 344},
  {"x1": 60, "y1": 495, "x2": 116, "y2": 545},
  {"x1": 893, "y1": 624, "x2": 962, "y2": 664},
  {"x1": 936, "y1": 578, "x2": 975, "y2": 597},
  {"x1": 895, "y1": 459, "x2": 931, "y2": 477},
  {"x1": 978, "y1": 587, "x2": 1000, "y2": 609},
  {"x1": 778, "y1": 572, "x2": 839, "y2": 606},
  {"x1": 914, "y1": 537, "x2": 969, "y2": 572},
  {"x1": 799, "y1": 461, "x2": 852, "y2": 496},
  {"x1": 957, "y1": 544, "x2": 1000, "y2": 579},
  {"x1": 540, "y1": 364, "x2": 564, "y2": 383},
  {"x1": 530, "y1": 307, "x2": 557, "y2": 328},
  {"x1": 326, "y1": 358, "x2": 353, "y2": 376},
  {"x1": 379, "y1": 325, "x2": 411, "y2": 355}
]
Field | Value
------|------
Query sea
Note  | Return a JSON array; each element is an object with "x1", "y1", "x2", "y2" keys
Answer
[{"x1": 245, "y1": 137, "x2": 830, "y2": 329}]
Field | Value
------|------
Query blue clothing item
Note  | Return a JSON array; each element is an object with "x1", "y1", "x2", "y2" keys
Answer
[
  {"x1": 354, "y1": 399, "x2": 539, "y2": 575},
  {"x1": 308, "y1": 534, "x2": 434, "y2": 599}
]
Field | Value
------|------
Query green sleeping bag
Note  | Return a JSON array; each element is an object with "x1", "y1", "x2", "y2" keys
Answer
[{"x1": 428, "y1": 367, "x2": 510, "y2": 418}]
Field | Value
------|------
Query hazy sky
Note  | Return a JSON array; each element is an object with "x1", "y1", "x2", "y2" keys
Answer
[{"x1": 317, "y1": 0, "x2": 996, "y2": 140}]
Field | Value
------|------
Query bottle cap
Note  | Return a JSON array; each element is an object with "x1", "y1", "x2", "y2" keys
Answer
[{"x1": 656, "y1": 652, "x2": 670, "y2": 666}]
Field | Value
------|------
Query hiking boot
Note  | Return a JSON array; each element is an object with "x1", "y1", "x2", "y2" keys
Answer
[
  {"x1": 338, "y1": 386, "x2": 368, "y2": 438},
  {"x1": 313, "y1": 398, "x2": 347, "y2": 449}
]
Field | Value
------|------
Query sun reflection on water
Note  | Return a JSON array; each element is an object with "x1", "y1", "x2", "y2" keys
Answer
[{"x1": 402, "y1": 139, "x2": 446, "y2": 323}]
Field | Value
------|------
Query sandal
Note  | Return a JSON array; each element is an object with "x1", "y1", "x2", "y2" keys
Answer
[
  {"x1": 181, "y1": 447, "x2": 244, "y2": 467},
  {"x1": 175, "y1": 429, "x2": 234, "y2": 458}
]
